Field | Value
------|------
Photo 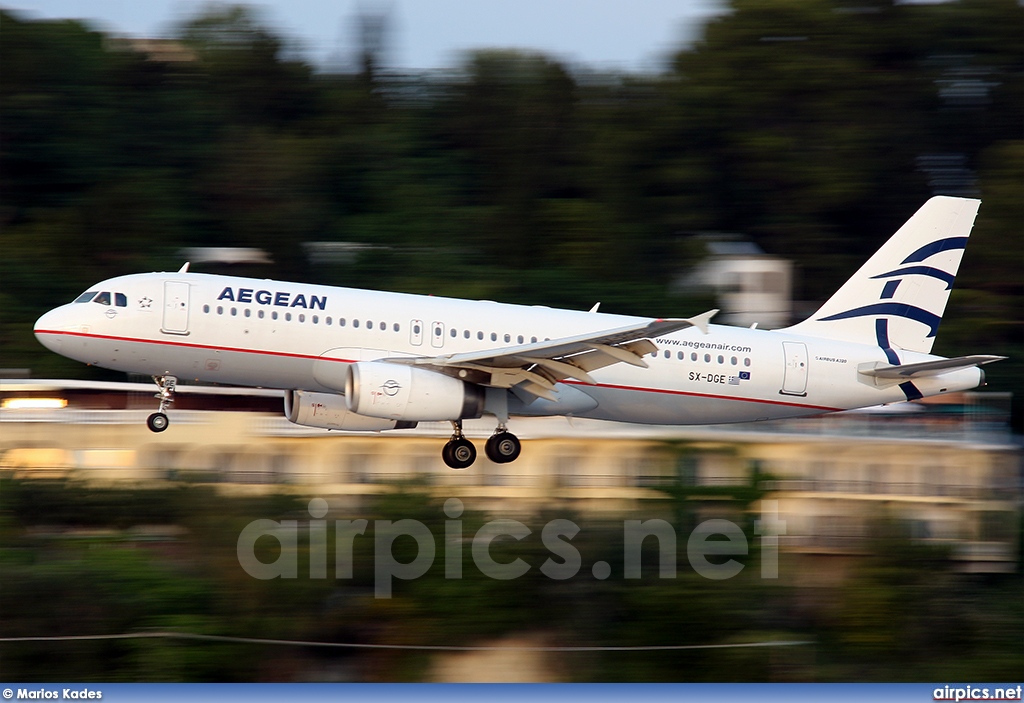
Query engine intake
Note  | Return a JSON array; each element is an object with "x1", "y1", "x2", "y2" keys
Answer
[
  {"x1": 285, "y1": 390, "x2": 417, "y2": 431},
  {"x1": 345, "y1": 361, "x2": 484, "y2": 422}
]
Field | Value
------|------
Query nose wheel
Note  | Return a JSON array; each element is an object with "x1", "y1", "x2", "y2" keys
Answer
[{"x1": 147, "y1": 375, "x2": 177, "y2": 433}]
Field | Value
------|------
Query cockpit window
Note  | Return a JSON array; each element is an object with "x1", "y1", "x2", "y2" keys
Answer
[
  {"x1": 115, "y1": 293, "x2": 127, "y2": 307},
  {"x1": 93, "y1": 291, "x2": 111, "y2": 306},
  {"x1": 73, "y1": 291, "x2": 98, "y2": 303}
]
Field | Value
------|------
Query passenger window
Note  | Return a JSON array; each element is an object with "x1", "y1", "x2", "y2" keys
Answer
[
  {"x1": 115, "y1": 293, "x2": 128, "y2": 307},
  {"x1": 93, "y1": 292, "x2": 111, "y2": 306},
  {"x1": 74, "y1": 291, "x2": 97, "y2": 303}
]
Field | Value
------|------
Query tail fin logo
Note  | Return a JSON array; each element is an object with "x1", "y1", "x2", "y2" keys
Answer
[
  {"x1": 900, "y1": 236, "x2": 968, "y2": 264},
  {"x1": 780, "y1": 197, "x2": 980, "y2": 355}
]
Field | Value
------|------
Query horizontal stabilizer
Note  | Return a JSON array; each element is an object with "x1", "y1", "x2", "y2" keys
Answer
[{"x1": 859, "y1": 355, "x2": 1006, "y2": 379}]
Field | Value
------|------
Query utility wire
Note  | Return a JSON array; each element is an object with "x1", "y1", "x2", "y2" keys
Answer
[{"x1": 0, "y1": 631, "x2": 812, "y2": 652}]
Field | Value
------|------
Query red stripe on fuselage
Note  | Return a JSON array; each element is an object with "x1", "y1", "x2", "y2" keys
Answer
[{"x1": 34, "y1": 329, "x2": 842, "y2": 412}]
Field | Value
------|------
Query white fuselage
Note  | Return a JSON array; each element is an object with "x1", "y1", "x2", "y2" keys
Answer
[{"x1": 33, "y1": 272, "x2": 982, "y2": 425}]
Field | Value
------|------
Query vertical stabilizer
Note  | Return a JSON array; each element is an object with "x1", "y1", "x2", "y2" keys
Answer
[{"x1": 781, "y1": 196, "x2": 980, "y2": 354}]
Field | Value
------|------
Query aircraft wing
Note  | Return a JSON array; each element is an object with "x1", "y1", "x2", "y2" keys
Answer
[
  {"x1": 382, "y1": 310, "x2": 718, "y2": 401},
  {"x1": 859, "y1": 354, "x2": 1006, "y2": 379}
]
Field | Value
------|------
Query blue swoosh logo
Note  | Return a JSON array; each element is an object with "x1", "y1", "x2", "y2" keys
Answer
[
  {"x1": 870, "y1": 266, "x2": 956, "y2": 289},
  {"x1": 901, "y1": 237, "x2": 968, "y2": 264},
  {"x1": 819, "y1": 303, "x2": 941, "y2": 337}
]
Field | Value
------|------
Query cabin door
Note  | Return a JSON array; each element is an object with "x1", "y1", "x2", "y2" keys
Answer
[
  {"x1": 780, "y1": 341, "x2": 808, "y2": 396},
  {"x1": 162, "y1": 281, "x2": 190, "y2": 335}
]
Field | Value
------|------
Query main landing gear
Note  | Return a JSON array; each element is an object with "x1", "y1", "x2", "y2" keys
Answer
[
  {"x1": 441, "y1": 421, "x2": 522, "y2": 469},
  {"x1": 146, "y1": 375, "x2": 177, "y2": 433}
]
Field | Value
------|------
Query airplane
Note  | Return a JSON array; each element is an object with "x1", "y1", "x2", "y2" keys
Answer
[{"x1": 33, "y1": 196, "x2": 1004, "y2": 469}]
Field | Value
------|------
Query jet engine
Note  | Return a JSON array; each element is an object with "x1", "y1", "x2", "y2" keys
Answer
[
  {"x1": 345, "y1": 361, "x2": 484, "y2": 422},
  {"x1": 285, "y1": 390, "x2": 417, "y2": 431}
]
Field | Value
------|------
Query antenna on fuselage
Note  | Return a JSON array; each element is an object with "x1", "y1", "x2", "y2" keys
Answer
[{"x1": 177, "y1": 262, "x2": 190, "y2": 273}]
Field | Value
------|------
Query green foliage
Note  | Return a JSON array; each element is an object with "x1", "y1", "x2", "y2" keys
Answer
[{"x1": 0, "y1": 480, "x2": 1021, "y2": 681}]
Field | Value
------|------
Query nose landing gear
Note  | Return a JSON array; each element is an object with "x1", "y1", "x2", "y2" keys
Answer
[{"x1": 146, "y1": 375, "x2": 177, "y2": 433}]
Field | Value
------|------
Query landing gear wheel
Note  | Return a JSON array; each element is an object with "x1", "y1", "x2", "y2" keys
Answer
[
  {"x1": 147, "y1": 412, "x2": 170, "y2": 433},
  {"x1": 485, "y1": 431, "x2": 521, "y2": 464},
  {"x1": 443, "y1": 437, "x2": 476, "y2": 469},
  {"x1": 148, "y1": 375, "x2": 177, "y2": 432}
]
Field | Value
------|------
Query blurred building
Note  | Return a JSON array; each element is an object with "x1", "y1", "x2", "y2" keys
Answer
[
  {"x1": 1, "y1": 379, "x2": 1019, "y2": 576},
  {"x1": 673, "y1": 236, "x2": 793, "y2": 328}
]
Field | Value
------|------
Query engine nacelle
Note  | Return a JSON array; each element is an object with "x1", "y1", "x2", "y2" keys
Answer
[
  {"x1": 285, "y1": 390, "x2": 417, "y2": 431},
  {"x1": 345, "y1": 361, "x2": 484, "y2": 422}
]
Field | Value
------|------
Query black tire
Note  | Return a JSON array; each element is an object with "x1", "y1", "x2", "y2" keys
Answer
[
  {"x1": 147, "y1": 412, "x2": 169, "y2": 433},
  {"x1": 485, "y1": 431, "x2": 521, "y2": 464},
  {"x1": 443, "y1": 437, "x2": 476, "y2": 469}
]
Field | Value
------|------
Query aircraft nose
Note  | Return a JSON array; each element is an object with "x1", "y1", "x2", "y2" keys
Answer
[{"x1": 34, "y1": 307, "x2": 66, "y2": 353}]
